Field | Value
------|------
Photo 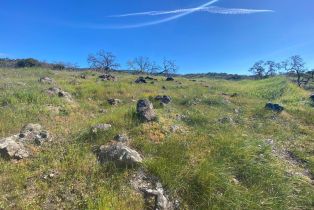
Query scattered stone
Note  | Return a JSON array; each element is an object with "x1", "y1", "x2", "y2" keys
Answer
[
  {"x1": 170, "y1": 125, "x2": 181, "y2": 133},
  {"x1": 135, "y1": 77, "x2": 147, "y2": 84},
  {"x1": 19, "y1": 124, "x2": 50, "y2": 145},
  {"x1": 1, "y1": 100, "x2": 9, "y2": 108},
  {"x1": 99, "y1": 109, "x2": 107, "y2": 113},
  {"x1": 0, "y1": 124, "x2": 50, "y2": 159},
  {"x1": 0, "y1": 137, "x2": 29, "y2": 159},
  {"x1": 99, "y1": 74, "x2": 116, "y2": 81},
  {"x1": 97, "y1": 142, "x2": 143, "y2": 167},
  {"x1": 265, "y1": 102, "x2": 284, "y2": 112},
  {"x1": 91, "y1": 124, "x2": 111, "y2": 133},
  {"x1": 131, "y1": 170, "x2": 175, "y2": 210},
  {"x1": 166, "y1": 77, "x2": 174, "y2": 81},
  {"x1": 231, "y1": 177, "x2": 240, "y2": 185},
  {"x1": 136, "y1": 99, "x2": 157, "y2": 122},
  {"x1": 175, "y1": 114, "x2": 187, "y2": 121},
  {"x1": 114, "y1": 134, "x2": 130, "y2": 143},
  {"x1": 80, "y1": 74, "x2": 87, "y2": 79},
  {"x1": 218, "y1": 116, "x2": 233, "y2": 124},
  {"x1": 155, "y1": 95, "x2": 172, "y2": 104},
  {"x1": 108, "y1": 98, "x2": 122, "y2": 105},
  {"x1": 310, "y1": 94, "x2": 314, "y2": 102},
  {"x1": 39, "y1": 77, "x2": 54, "y2": 84},
  {"x1": 47, "y1": 87, "x2": 73, "y2": 102},
  {"x1": 42, "y1": 170, "x2": 59, "y2": 180},
  {"x1": 234, "y1": 108, "x2": 240, "y2": 114}
]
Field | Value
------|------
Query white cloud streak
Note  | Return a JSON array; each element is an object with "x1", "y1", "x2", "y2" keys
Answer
[
  {"x1": 110, "y1": 6, "x2": 274, "y2": 18},
  {"x1": 65, "y1": 0, "x2": 273, "y2": 29},
  {"x1": 87, "y1": 0, "x2": 220, "y2": 29}
]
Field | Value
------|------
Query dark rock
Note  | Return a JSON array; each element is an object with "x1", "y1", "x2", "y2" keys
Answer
[
  {"x1": 145, "y1": 76, "x2": 155, "y2": 80},
  {"x1": 265, "y1": 102, "x2": 284, "y2": 112},
  {"x1": 1, "y1": 100, "x2": 9, "y2": 108},
  {"x1": 39, "y1": 77, "x2": 54, "y2": 84},
  {"x1": 155, "y1": 95, "x2": 172, "y2": 104},
  {"x1": 108, "y1": 98, "x2": 121, "y2": 105},
  {"x1": 80, "y1": 74, "x2": 87, "y2": 79},
  {"x1": 114, "y1": 134, "x2": 130, "y2": 143},
  {"x1": 19, "y1": 123, "x2": 50, "y2": 145},
  {"x1": 136, "y1": 99, "x2": 157, "y2": 121},
  {"x1": 310, "y1": 94, "x2": 314, "y2": 102},
  {"x1": 135, "y1": 77, "x2": 147, "y2": 84},
  {"x1": 166, "y1": 77, "x2": 174, "y2": 81},
  {"x1": 98, "y1": 143, "x2": 143, "y2": 167},
  {"x1": 99, "y1": 74, "x2": 116, "y2": 81}
]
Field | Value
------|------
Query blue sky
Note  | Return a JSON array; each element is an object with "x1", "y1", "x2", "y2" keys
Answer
[{"x1": 0, "y1": 0, "x2": 313, "y2": 74}]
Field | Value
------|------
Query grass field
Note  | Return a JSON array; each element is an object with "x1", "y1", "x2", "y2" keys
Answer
[{"x1": 0, "y1": 67, "x2": 313, "y2": 209}]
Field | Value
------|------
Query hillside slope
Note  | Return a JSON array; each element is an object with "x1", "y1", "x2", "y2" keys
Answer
[{"x1": 0, "y1": 68, "x2": 313, "y2": 209}]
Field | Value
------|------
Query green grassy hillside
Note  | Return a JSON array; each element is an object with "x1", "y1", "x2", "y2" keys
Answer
[{"x1": 0, "y1": 68, "x2": 313, "y2": 209}]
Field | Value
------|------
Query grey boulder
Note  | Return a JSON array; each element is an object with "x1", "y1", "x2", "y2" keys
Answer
[
  {"x1": 155, "y1": 95, "x2": 172, "y2": 104},
  {"x1": 39, "y1": 77, "x2": 54, "y2": 84},
  {"x1": 98, "y1": 143, "x2": 142, "y2": 167},
  {"x1": 137, "y1": 99, "x2": 157, "y2": 121},
  {"x1": 47, "y1": 87, "x2": 73, "y2": 102},
  {"x1": 0, "y1": 123, "x2": 50, "y2": 160},
  {"x1": 0, "y1": 136, "x2": 29, "y2": 159}
]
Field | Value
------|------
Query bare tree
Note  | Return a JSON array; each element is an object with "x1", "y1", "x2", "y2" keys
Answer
[
  {"x1": 264, "y1": 61, "x2": 280, "y2": 77},
  {"x1": 127, "y1": 56, "x2": 156, "y2": 74},
  {"x1": 307, "y1": 69, "x2": 314, "y2": 80},
  {"x1": 87, "y1": 50, "x2": 120, "y2": 73},
  {"x1": 282, "y1": 55, "x2": 306, "y2": 87},
  {"x1": 160, "y1": 58, "x2": 178, "y2": 77},
  {"x1": 249, "y1": 60, "x2": 265, "y2": 79}
]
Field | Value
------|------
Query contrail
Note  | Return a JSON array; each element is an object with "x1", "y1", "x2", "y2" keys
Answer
[
  {"x1": 91, "y1": 0, "x2": 220, "y2": 29},
  {"x1": 110, "y1": 6, "x2": 274, "y2": 18}
]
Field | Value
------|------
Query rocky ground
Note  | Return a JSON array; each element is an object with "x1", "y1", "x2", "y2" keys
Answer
[{"x1": 0, "y1": 68, "x2": 314, "y2": 209}]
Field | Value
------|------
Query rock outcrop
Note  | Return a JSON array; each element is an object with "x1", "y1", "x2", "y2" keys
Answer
[
  {"x1": 265, "y1": 102, "x2": 284, "y2": 112},
  {"x1": 99, "y1": 74, "x2": 117, "y2": 81},
  {"x1": 136, "y1": 99, "x2": 157, "y2": 121},
  {"x1": 108, "y1": 98, "x2": 122, "y2": 105},
  {"x1": 131, "y1": 170, "x2": 175, "y2": 210},
  {"x1": 97, "y1": 142, "x2": 143, "y2": 167},
  {"x1": 0, "y1": 124, "x2": 50, "y2": 160},
  {"x1": 166, "y1": 77, "x2": 174, "y2": 81},
  {"x1": 135, "y1": 77, "x2": 147, "y2": 84},
  {"x1": 155, "y1": 95, "x2": 172, "y2": 104},
  {"x1": 39, "y1": 77, "x2": 54, "y2": 84},
  {"x1": 47, "y1": 87, "x2": 73, "y2": 102}
]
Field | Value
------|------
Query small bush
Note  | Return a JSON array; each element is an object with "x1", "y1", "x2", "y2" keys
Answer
[{"x1": 16, "y1": 58, "x2": 41, "y2": 68}]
